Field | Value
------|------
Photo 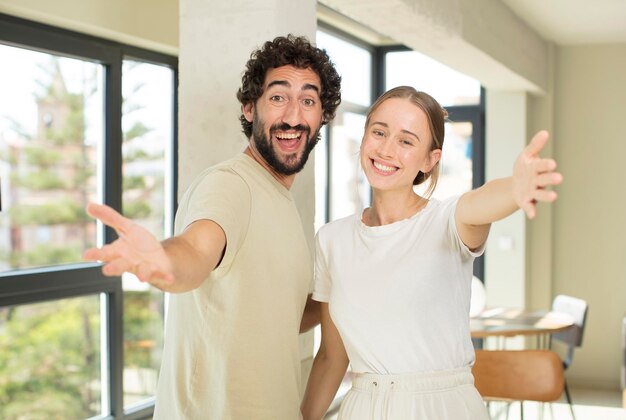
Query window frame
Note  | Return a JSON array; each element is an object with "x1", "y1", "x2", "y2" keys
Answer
[
  {"x1": 0, "y1": 13, "x2": 178, "y2": 419},
  {"x1": 317, "y1": 23, "x2": 376, "y2": 222}
]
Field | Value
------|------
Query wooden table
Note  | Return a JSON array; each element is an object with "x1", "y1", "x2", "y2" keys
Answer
[{"x1": 470, "y1": 307, "x2": 575, "y2": 348}]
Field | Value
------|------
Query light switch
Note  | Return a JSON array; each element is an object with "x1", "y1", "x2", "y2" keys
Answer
[{"x1": 498, "y1": 235, "x2": 514, "y2": 251}]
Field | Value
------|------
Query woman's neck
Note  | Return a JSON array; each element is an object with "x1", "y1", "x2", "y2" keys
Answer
[{"x1": 363, "y1": 189, "x2": 427, "y2": 226}]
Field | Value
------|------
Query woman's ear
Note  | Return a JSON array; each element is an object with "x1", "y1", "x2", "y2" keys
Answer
[
  {"x1": 242, "y1": 103, "x2": 254, "y2": 122},
  {"x1": 425, "y1": 149, "x2": 442, "y2": 172}
]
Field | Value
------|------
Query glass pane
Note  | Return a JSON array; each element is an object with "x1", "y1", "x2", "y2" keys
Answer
[
  {"x1": 121, "y1": 60, "x2": 172, "y2": 407},
  {"x1": 122, "y1": 60, "x2": 173, "y2": 241},
  {"x1": 329, "y1": 112, "x2": 369, "y2": 221},
  {"x1": 0, "y1": 45, "x2": 103, "y2": 271},
  {"x1": 385, "y1": 51, "x2": 481, "y2": 106},
  {"x1": 0, "y1": 296, "x2": 103, "y2": 419},
  {"x1": 317, "y1": 31, "x2": 372, "y2": 106},
  {"x1": 314, "y1": 127, "x2": 329, "y2": 232},
  {"x1": 416, "y1": 121, "x2": 473, "y2": 199}
]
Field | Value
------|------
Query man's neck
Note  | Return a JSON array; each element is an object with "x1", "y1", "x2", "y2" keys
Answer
[{"x1": 243, "y1": 147, "x2": 295, "y2": 189}]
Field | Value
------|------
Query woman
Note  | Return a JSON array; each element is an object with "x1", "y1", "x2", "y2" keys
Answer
[{"x1": 300, "y1": 86, "x2": 562, "y2": 419}]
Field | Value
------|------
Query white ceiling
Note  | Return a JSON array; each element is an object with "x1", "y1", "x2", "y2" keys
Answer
[{"x1": 501, "y1": 0, "x2": 626, "y2": 45}]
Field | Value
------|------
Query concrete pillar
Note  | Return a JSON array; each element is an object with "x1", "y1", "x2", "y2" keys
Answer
[
  {"x1": 484, "y1": 91, "x2": 527, "y2": 309},
  {"x1": 179, "y1": 0, "x2": 319, "y2": 387}
]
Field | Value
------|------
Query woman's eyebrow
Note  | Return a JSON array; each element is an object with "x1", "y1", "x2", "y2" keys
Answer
[{"x1": 371, "y1": 121, "x2": 420, "y2": 141}]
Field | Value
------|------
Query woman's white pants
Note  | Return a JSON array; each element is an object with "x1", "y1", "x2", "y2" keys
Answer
[{"x1": 337, "y1": 367, "x2": 489, "y2": 420}]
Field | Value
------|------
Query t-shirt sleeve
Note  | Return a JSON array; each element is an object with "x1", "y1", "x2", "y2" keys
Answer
[
  {"x1": 445, "y1": 196, "x2": 486, "y2": 259},
  {"x1": 311, "y1": 230, "x2": 331, "y2": 303},
  {"x1": 176, "y1": 168, "x2": 251, "y2": 270}
]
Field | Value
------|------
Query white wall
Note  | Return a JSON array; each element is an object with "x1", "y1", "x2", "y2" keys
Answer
[
  {"x1": 551, "y1": 44, "x2": 626, "y2": 388},
  {"x1": 0, "y1": 0, "x2": 178, "y2": 54}
]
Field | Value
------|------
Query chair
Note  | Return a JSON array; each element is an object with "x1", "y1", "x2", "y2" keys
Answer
[
  {"x1": 472, "y1": 350, "x2": 565, "y2": 419},
  {"x1": 551, "y1": 295, "x2": 589, "y2": 419}
]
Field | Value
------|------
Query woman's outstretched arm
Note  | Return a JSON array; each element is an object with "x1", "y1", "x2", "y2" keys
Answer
[{"x1": 455, "y1": 130, "x2": 563, "y2": 250}]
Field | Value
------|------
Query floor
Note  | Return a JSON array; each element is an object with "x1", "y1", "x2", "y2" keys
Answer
[
  {"x1": 486, "y1": 386, "x2": 625, "y2": 420},
  {"x1": 325, "y1": 385, "x2": 626, "y2": 419}
]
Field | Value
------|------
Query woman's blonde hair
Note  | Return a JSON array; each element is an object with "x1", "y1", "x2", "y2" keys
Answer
[{"x1": 364, "y1": 86, "x2": 448, "y2": 197}]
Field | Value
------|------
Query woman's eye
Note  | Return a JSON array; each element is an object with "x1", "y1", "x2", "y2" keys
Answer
[
  {"x1": 401, "y1": 139, "x2": 414, "y2": 146},
  {"x1": 373, "y1": 130, "x2": 384, "y2": 137}
]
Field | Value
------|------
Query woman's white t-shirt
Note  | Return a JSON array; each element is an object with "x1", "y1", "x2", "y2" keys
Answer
[{"x1": 312, "y1": 196, "x2": 484, "y2": 374}]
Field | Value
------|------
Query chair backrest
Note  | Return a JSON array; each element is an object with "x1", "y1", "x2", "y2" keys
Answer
[
  {"x1": 472, "y1": 350, "x2": 565, "y2": 402},
  {"x1": 551, "y1": 294, "x2": 588, "y2": 348}
]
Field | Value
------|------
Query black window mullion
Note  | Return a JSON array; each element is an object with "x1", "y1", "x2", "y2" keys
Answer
[
  {"x1": 102, "y1": 49, "x2": 124, "y2": 420},
  {"x1": 0, "y1": 264, "x2": 119, "y2": 306},
  {"x1": 103, "y1": 53, "x2": 124, "y2": 244},
  {"x1": 123, "y1": 45, "x2": 177, "y2": 68},
  {"x1": 108, "y1": 272, "x2": 124, "y2": 419},
  {"x1": 0, "y1": 13, "x2": 117, "y2": 63},
  {"x1": 171, "y1": 68, "x2": 180, "y2": 219}
]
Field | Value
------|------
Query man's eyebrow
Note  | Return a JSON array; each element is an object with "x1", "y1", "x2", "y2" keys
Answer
[
  {"x1": 266, "y1": 80, "x2": 320, "y2": 94},
  {"x1": 302, "y1": 83, "x2": 320, "y2": 94},
  {"x1": 267, "y1": 80, "x2": 290, "y2": 89}
]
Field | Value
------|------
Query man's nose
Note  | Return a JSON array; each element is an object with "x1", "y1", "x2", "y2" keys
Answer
[{"x1": 281, "y1": 100, "x2": 302, "y2": 126}]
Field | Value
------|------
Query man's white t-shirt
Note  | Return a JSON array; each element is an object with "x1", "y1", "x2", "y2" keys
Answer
[{"x1": 313, "y1": 197, "x2": 483, "y2": 374}]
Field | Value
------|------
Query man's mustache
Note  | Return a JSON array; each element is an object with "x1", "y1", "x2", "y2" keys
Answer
[{"x1": 270, "y1": 123, "x2": 310, "y2": 135}]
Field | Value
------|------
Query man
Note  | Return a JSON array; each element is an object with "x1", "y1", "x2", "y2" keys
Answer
[{"x1": 83, "y1": 35, "x2": 341, "y2": 419}]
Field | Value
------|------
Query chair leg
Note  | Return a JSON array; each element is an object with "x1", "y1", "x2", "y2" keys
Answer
[
  {"x1": 563, "y1": 379, "x2": 576, "y2": 420},
  {"x1": 520, "y1": 401, "x2": 524, "y2": 420}
]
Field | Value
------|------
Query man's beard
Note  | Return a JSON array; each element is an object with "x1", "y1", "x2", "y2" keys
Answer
[{"x1": 251, "y1": 111, "x2": 321, "y2": 176}]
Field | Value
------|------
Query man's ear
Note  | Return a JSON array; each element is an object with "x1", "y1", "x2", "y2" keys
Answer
[{"x1": 242, "y1": 102, "x2": 254, "y2": 123}]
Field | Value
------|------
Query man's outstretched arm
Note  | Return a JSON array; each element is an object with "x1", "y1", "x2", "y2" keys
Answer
[{"x1": 83, "y1": 203, "x2": 226, "y2": 293}]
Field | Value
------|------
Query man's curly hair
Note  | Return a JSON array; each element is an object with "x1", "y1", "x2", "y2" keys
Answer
[{"x1": 236, "y1": 34, "x2": 342, "y2": 138}]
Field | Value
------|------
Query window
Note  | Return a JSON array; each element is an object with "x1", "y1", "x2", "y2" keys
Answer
[
  {"x1": 315, "y1": 27, "x2": 373, "y2": 229},
  {"x1": 0, "y1": 14, "x2": 177, "y2": 419}
]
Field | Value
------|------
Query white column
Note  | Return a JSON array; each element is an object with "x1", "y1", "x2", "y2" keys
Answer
[{"x1": 179, "y1": 0, "x2": 319, "y2": 387}]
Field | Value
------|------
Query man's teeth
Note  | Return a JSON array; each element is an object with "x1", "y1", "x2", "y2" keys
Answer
[
  {"x1": 373, "y1": 161, "x2": 396, "y2": 173},
  {"x1": 276, "y1": 133, "x2": 300, "y2": 139}
]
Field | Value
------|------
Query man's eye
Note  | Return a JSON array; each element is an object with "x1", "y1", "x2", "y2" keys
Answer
[
  {"x1": 270, "y1": 95, "x2": 283, "y2": 102},
  {"x1": 303, "y1": 98, "x2": 315, "y2": 106}
]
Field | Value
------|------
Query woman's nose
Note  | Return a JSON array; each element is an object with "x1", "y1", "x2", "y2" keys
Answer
[{"x1": 376, "y1": 137, "x2": 394, "y2": 158}]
